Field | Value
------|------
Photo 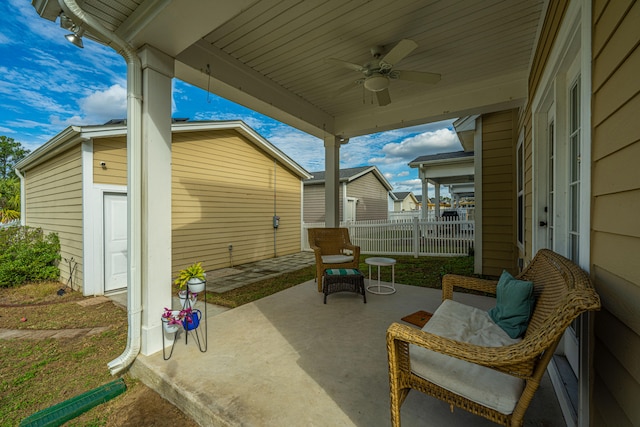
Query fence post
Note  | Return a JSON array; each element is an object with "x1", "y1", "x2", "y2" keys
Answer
[{"x1": 413, "y1": 216, "x2": 419, "y2": 258}]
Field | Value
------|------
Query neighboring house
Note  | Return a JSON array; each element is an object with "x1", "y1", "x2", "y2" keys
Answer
[
  {"x1": 391, "y1": 191, "x2": 419, "y2": 212},
  {"x1": 15, "y1": 120, "x2": 310, "y2": 296},
  {"x1": 303, "y1": 166, "x2": 392, "y2": 223},
  {"x1": 409, "y1": 151, "x2": 475, "y2": 219}
]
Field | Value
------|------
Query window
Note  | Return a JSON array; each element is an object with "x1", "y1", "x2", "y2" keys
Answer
[
  {"x1": 517, "y1": 136, "x2": 524, "y2": 247},
  {"x1": 568, "y1": 77, "x2": 581, "y2": 263}
]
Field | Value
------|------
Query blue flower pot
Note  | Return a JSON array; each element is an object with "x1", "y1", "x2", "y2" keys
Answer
[{"x1": 182, "y1": 309, "x2": 201, "y2": 331}]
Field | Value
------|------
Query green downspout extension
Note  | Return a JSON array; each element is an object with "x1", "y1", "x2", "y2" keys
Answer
[{"x1": 19, "y1": 378, "x2": 126, "y2": 427}]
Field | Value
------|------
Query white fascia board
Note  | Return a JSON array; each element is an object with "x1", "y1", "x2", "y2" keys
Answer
[
  {"x1": 334, "y1": 70, "x2": 527, "y2": 139},
  {"x1": 175, "y1": 41, "x2": 334, "y2": 139},
  {"x1": 448, "y1": 183, "x2": 475, "y2": 193},
  {"x1": 423, "y1": 162, "x2": 475, "y2": 179},
  {"x1": 453, "y1": 115, "x2": 479, "y2": 133},
  {"x1": 171, "y1": 121, "x2": 311, "y2": 179},
  {"x1": 15, "y1": 125, "x2": 128, "y2": 171},
  {"x1": 15, "y1": 126, "x2": 82, "y2": 171},
  {"x1": 408, "y1": 155, "x2": 475, "y2": 169}
]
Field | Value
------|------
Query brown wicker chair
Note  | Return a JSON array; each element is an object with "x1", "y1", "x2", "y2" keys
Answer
[
  {"x1": 308, "y1": 228, "x2": 360, "y2": 292},
  {"x1": 386, "y1": 249, "x2": 601, "y2": 427}
]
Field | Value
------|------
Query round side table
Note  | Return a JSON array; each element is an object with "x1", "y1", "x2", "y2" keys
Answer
[{"x1": 365, "y1": 257, "x2": 397, "y2": 295}]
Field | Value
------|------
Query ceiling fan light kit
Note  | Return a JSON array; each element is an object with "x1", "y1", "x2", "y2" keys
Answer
[
  {"x1": 364, "y1": 74, "x2": 389, "y2": 92},
  {"x1": 326, "y1": 39, "x2": 441, "y2": 106}
]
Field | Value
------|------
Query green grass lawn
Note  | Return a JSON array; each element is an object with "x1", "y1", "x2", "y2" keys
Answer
[{"x1": 205, "y1": 254, "x2": 476, "y2": 308}]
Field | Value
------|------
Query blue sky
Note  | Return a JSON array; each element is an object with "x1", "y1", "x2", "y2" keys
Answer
[{"x1": 0, "y1": 0, "x2": 463, "y2": 196}]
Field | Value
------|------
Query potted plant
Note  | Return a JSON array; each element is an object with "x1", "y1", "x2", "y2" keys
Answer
[
  {"x1": 161, "y1": 307, "x2": 184, "y2": 334},
  {"x1": 174, "y1": 262, "x2": 206, "y2": 293},
  {"x1": 178, "y1": 290, "x2": 198, "y2": 308},
  {"x1": 180, "y1": 306, "x2": 201, "y2": 331}
]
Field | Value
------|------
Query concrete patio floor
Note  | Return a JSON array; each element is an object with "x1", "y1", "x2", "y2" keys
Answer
[{"x1": 129, "y1": 278, "x2": 565, "y2": 426}]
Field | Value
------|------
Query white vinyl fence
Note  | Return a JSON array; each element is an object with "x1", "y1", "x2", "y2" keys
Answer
[{"x1": 303, "y1": 216, "x2": 474, "y2": 257}]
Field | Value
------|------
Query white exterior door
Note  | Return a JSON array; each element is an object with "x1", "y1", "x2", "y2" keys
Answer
[
  {"x1": 104, "y1": 193, "x2": 128, "y2": 292},
  {"x1": 345, "y1": 198, "x2": 357, "y2": 222}
]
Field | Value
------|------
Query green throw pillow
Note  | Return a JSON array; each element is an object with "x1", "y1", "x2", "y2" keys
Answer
[{"x1": 488, "y1": 270, "x2": 535, "y2": 339}]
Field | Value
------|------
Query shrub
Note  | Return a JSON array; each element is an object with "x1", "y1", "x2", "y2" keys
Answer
[{"x1": 0, "y1": 226, "x2": 61, "y2": 287}]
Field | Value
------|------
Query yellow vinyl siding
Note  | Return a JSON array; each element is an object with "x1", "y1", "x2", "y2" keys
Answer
[
  {"x1": 93, "y1": 136, "x2": 127, "y2": 185},
  {"x1": 591, "y1": 1, "x2": 640, "y2": 425},
  {"x1": 171, "y1": 130, "x2": 302, "y2": 275},
  {"x1": 23, "y1": 146, "x2": 83, "y2": 289},
  {"x1": 481, "y1": 110, "x2": 518, "y2": 276}
]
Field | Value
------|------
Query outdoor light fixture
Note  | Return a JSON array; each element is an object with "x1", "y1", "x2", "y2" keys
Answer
[
  {"x1": 364, "y1": 74, "x2": 390, "y2": 92},
  {"x1": 65, "y1": 26, "x2": 85, "y2": 48},
  {"x1": 59, "y1": 13, "x2": 74, "y2": 30},
  {"x1": 60, "y1": 13, "x2": 84, "y2": 48}
]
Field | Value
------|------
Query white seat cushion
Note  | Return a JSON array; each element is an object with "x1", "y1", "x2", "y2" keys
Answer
[
  {"x1": 409, "y1": 299, "x2": 524, "y2": 415},
  {"x1": 321, "y1": 255, "x2": 354, "y2": 264}
]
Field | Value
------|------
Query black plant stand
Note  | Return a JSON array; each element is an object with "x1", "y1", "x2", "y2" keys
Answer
[{"x1": 162, "y1": 281, "x2": 208, "y2": 360}]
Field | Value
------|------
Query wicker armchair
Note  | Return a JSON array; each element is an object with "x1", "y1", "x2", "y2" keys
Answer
[
  {"x1": 386, "y1": 249, "x2": 601, "y2": 427},
  {"x1": 308, "y1": 228, "x2": 360, "y2": 292}
]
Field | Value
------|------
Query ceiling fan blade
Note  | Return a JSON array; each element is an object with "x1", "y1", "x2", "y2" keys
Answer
[
  {"x1": 334, "y1": 79, "x2": 363, "y2": 97},
  {"x1": 325, "y1": 58, "x2": 364, "y2": 72},
  {"x1": 381, "y1": 39, "x2": 418, "y2": 67},
  {"x1": 376, "y1": 88, "x2": 391, "y2": 106},
  {"x1": 395, "y1": 70, "x2": 441, "y2": 84}
]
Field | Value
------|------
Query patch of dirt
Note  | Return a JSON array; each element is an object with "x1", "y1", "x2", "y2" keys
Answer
[
  {"x1": 0, "y1": 282, "x2": 200, "y2": 426},
  {"x1": 71, "y1": 379, "x2": 199, "y2": 427}
]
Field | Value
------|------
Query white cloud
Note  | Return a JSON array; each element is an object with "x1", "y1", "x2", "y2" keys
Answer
[
  {"x1": 77, "y1": 84, "x2": 127, "y2": 124},
  {"x1": 267, "y1": 127, "x2": 323, "y2": 172},
  {"x1": 397, "y1": 171, "x2": 409, "y2": 177},
  {"x1": 392, "y1": 178, "x2": 423, "y2": 194},
  {"x1": 372, "y1": 128, "x2": 461, "y2": 165}
]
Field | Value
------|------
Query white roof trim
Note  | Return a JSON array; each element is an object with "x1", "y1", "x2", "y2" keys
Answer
[{"x1": 15, "y1": 120, "x2": 311, "y2": 179}]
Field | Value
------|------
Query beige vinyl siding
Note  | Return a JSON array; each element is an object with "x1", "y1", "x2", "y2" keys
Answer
[
  {"x1": 349, "y1": 173, "x2": 389, "y2": 221},
  {"x1": 591, "y1": 1, "x2": 640, "y2": 425},
  {"x1": 23, "y1": 145, "x2": 83, "y2": 289},
  {"x1": 171, "y1": 130, "x2": 302, "y2": 275},
  {"x1": 481, "y1": 110, "x2": 518, "y2": 277},
  {"x1": 93, "y1": 136, "x2": 127, "y2": 185}
]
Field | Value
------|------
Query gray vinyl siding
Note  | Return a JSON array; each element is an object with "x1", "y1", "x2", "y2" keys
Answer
[
  {"x1": 303, "y1": 171, "x2": 389, "y2": 222},
  {"x1": 23, "y1": 145, "x2": 83, "y2": 289},
  {"x1": 303, "y1": 184, "x2": 341, "y2": 223},
  {"x1": 348, "y1": 172, "x2": 388, "y2": 221},
  {"x1": 591, "y1": 1, "x2": 640, "y2": 425}
]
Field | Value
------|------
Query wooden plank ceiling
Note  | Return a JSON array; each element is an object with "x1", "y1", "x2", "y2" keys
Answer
[{"x1": 45, "y1": 0, "x2": 545, "y2": 138}]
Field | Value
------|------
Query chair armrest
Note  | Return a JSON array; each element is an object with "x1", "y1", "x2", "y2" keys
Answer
[
  {"x1": 441, "y1": 274, "x2": 498, "y2": 301},
  {"x1": 344, "y1": 243, "x2": 360, "y2": 260},
  {"x1": 309, "y1": 244, "x2": 323, "y2": 262},
  {"x1": 386, "y1": 322, "x2": 537, "y2": 374}
]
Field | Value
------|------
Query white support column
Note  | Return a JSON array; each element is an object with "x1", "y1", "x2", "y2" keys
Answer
[
  {"x1": 324, "y1": 135, "x2": 341, "y2": 227},
  {"x1": 420, "y1": 168, "x2": 428, "y2": 220},
  {"x1": 138, "y1": 46, "x2": 174, "y2": 355},
  {"x1": 434, "y1": 183, "x2": 441, "y2": 218}
]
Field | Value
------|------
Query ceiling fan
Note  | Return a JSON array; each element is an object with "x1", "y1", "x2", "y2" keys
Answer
[{"x1": 326, "y1": 39, "x2": 440, "y2": 106}]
